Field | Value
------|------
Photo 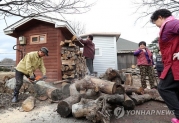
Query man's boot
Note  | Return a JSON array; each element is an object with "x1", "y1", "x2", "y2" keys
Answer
[
  {"x1": 12, "y1": 95, "x2": 18, "y2": 103},
  {"x1": 12, "y1": 89, "x2": 19, "y2": 103}
]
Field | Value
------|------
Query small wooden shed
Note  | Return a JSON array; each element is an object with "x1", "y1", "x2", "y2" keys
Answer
[
  {"x1": 3, "y1": 16, "x2": 81, "y2": 82},
  {"x1": 80, "y1": 32, "x2": 121, "y2": 76}
]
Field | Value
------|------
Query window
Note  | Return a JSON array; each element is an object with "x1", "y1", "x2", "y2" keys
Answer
[
  {"x1": 30, "y1": 34, "x2": 47, "y2": 44},
  {"x1": 95, "y1": 48, "x2": 102, "y2": 56}
]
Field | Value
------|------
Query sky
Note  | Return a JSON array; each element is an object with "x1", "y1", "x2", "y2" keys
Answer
[{"x1": 0, "y1": 0, "x2": 160, "y2": 61}]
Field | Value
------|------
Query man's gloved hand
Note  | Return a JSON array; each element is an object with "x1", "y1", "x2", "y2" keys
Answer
[
  {"x1": 29, "y1": 75, "x2": 35, "y2": 81},
  {"x1": 76, "y1": 36, "x2": 82, "y2": 41},
  {"x1": 173, "y1": 52, "x2": 179, "y2": 60},
  {"x1": 43, "y1": 75, "x2": 47, "y2": 79}
]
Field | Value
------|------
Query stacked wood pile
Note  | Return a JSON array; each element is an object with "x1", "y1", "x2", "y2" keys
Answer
[
  {"x1": 56, "y1": 68, "x2": 163, "y2": 123},
  {"x1": 60, "y1": 36, "x2": 86, "y2": 80}
]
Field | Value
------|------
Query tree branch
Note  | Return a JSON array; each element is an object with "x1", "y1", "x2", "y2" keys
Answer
[{"x1": 0, "y1": 0, "x2": 95, "y2": 18}]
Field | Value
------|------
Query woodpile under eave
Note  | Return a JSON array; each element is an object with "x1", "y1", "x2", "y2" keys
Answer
[{"x1": 60, "y1": 36, "x2": 86, "y2": 80}]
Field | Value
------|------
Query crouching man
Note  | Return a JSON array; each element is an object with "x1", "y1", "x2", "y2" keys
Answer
[{"x1": 12, "y1": 47, "x2": 48, "y2": 103}]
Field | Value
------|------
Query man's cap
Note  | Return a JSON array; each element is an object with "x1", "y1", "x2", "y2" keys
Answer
[{"x1": 40, "y1": 47, "x2": 49, "y2": 56}]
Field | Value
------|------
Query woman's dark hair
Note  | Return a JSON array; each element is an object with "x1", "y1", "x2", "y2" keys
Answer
[
  {"x1": 138, "y1": 41, "x2": 146, "y2": 47},
  {"x1": 150, "y1": 9, "x2": 172, "y2": 23},
  {"x1": 88, "y1": 35, "x2": 93, "y2": 40}
]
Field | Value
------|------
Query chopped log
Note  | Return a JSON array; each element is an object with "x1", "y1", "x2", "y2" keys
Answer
[
  {"x1": 118, "y1": 70, "x2": 126, "y2": 84},
  {"x1": 122, "y1": 93, "x2": 135, "y2": 110},
  {"x1": 99, "y1": 68, "x2": 126, "y2": 85},
  {"x1": 69, "y1": 42, "x2": 76, "y2": 47},
  {"x1": 72, "y1": 99, "x2": 97, "y2": 118},
  {"x1": 111, "y1": 77, "x2": 122, "y2": 85},
  {"x1": 71, "y1": 35, "x2": 77, "y2": 41},
  {"x1": 125, "y1": 86, "x2": 164, "y2": 102},
  {"x1": 72, "y1": 98, "x2": 111, "y2": 123},
  {"x1": 62, "y1": 74, "x2": 68, "y2": 79},
  {"x1": 62, "y1": 60, "x2": 75, "y2": 65},
  {"x1": 64, "y1": 40, "x2": 72, "y2": 43},
  {"x1": 60, "y1": 41, "x2": 65, "y2": 46},
  {"x1": 130, "y1": 94, "x2": 152, "y2": 105},
  {"x1": 61, "y1": 53, "x2": 68, "y2": 60},
  {"x1": 46, "y1": 88, "x2": 63, "y2": 101},
  {"x1": 99, "y1": 93, "x2": 125, "y2": 105},
  {"x1": 53, "y1": 80, "x2": 71, "y2": 84},
  {"x1": 21, "y1": 96, "x2": 36, "y2": 112},
  {"x1": 62, "y1": 74, "x2": 75, "y2": 79},
  {"x1": 61, "y1": 82, "x2": 70, "y2": 97},
  {"x1": 61, "y1": 65, "x2": 66, "y2": 71},
  {"x1": 75, "y1": 76, "x2": 117, "y2": 94},
  {"x1": 31, "y1": 81, "x2": 63, "y2": 101},
  {"x1": 57, "y1": 95, "x2": 81, "y2": 117},
  {"x1": 70, "y1": 83, "x2": 99, "y2": 101},
  {"x1": 99, "y1": 73, "x2": 108, "y2": 80},
  {"x1": 71, "y1": 55, "x2": 77, "y2": 60},
  {"x1": 131, "y1": 65, "x2": 136, "y2": 69},
  {"x1": 144, "y1": 89, "x2": 164, "y2": 102},
  {"x1": 80, "y1": 89, "x2": 101, "y2": 99},
  {"x1": 75, "y1": 78, "x2": 94, "y2": 91},
  {"x1": 63, "y1": 70, "x2": 75, "y2": 76},
  {"x1": 69, "y1": 83, "x2": 80, "y2": 96},
  {"x1": 91, "y1": 77, "x2": 117, "y2": 94},
  {"x1": 70, "y1": 52, "x2": 76, "y2": 57},
  {"x1": 66, "y1": 51, "x2": 71, "y2": 58},
  {"x1": 115, "y1": 85, "x2": 125, "y2": 94},
  {"x1": 125, "y1": 86, "x2": 144, "y2": 95},
  {"x1": 105, "y1": 68, "x2": 117, "y2": 80},
  {"x1": 124, "y1": 73, "x2": 133, "y2": 86}
]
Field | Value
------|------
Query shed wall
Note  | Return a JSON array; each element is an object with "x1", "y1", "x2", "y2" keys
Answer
[
  {"x1": 93, "y1": 36, "x2": 117, "y2": 76},
  {"x1": 16, "y1": 22, "x2": 63, "y2": 82},
  {"x1": 117, "y1": 53, "x2": 137, "y2": 70}
]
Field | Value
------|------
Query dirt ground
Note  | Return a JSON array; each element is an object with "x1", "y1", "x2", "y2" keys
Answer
[{"x1": 0, "y1": 73, "x2": 175, "y2": 123}]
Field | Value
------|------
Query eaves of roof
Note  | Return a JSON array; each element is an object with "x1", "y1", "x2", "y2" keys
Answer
[{"x1": 4, "y1": 16, "x2": 76, "y2": 36}]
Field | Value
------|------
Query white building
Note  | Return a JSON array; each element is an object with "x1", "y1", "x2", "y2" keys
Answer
[{"x1": 80, "y1": 32, "x2": 121, "y2": 76}]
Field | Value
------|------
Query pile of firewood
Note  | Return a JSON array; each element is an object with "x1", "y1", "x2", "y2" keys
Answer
[
  {"x1": 56, "y1": 68, "x2": 163, "y2": 123},
  {"x1": 60, "y1": 36, "x2": 86, "y2": 80}
]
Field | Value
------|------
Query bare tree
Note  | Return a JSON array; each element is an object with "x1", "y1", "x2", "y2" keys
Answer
[
  {"x1": 70, "y1": 20, "x2": 86, "y2": 35},
  {"x1": 132, "y1": 0, "x2": 179, "y2": 24},
  {"x1": 0, "y1": 0, "x2": 95, "y2": 18},
  {"x1": 1, "y1": 58, "x2": 15, "y2": 64}
]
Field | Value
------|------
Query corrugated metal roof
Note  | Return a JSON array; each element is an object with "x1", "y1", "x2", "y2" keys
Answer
[
  {"x1": 117, "y1": 38, "x2": 138, "y2": 51},
  {"x1": 80, "y1": 32, "x2": 121, "y2": 41}
]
